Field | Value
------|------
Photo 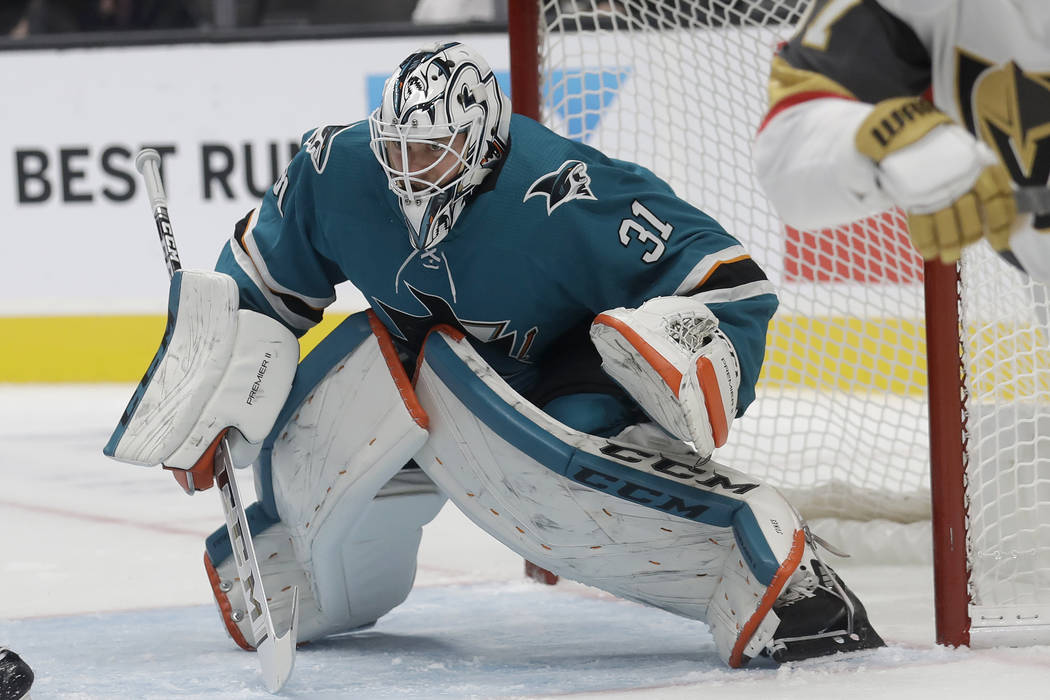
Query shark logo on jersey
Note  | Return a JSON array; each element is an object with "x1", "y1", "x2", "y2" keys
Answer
[
  {"x1": 524, "y1": 160, "x2": 597, "y2": 215},
  {"x1": 957, "y1": 52, "x2": 1050, "y2": 229},
  {"x1": 373, "y1": 284, "x2": 538, "y2": 363},
  {"x1": 303, "y1": 123, "x2": 357, "y2": 174}
]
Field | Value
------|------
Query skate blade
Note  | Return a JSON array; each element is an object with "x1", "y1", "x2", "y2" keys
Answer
[{"x1": 770, "y1": 626, "x2": 885, "y2": 664}]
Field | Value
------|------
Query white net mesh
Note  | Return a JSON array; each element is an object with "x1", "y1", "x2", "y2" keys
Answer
[
  {"x1": 530, "y1": 0, "x2": 1050, "y2": 616},
  {"x1": 960, "y1": 245, "x2": 1050, "y2": 614},
  {"x1": 534, "y1": 0, "x2": 929, "y2": 523}
]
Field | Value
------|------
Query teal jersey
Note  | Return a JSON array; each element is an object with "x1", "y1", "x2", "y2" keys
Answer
[{"x1": 216, "y1": 115, "x2": 777, "y2": 414}]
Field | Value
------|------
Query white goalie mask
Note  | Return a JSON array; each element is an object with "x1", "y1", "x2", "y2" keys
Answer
[{"x1": 369, "y1": 41, "x2": 511, "y2": 250}]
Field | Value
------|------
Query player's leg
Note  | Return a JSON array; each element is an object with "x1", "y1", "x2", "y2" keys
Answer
[
  {"x1": 0, "y1": 646, "x2": 33, "y2": 700},
  {"x1": 524, "y1": 321, "x2": 647, "y2": 437},
  {"x1": 704, "y1": 494, "x2": 884, "y2": 665},
  {"x1": 519, "y1": 322, "x2": 648, "y2": 583},
  {"x1": 203, "y1": 310, "x2": 445, "y2": 649},
  {"x1": 585, "y1": 298, "x2": 885, "y2": 663},
  {"x1": 414, "y1": 326, "x2": 883, "y2": 666}
]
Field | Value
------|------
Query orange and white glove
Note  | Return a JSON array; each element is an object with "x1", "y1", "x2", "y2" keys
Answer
[{"x1": 589, "y1": 296, "x2": 740, "y2": 458}]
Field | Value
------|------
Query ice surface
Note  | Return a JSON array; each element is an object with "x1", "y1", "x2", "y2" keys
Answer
[{"x1": 1, "y1": 385, "x2": 1048, "y2": 698}]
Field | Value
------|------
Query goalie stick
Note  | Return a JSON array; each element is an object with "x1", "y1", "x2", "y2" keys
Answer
[{"x1": 135, "y1": 148, "x2": 299, "y2": 694}]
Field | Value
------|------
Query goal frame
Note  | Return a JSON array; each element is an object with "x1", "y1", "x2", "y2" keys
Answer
[{"x1": 506, "y1": 0, "x2": 972, "y2": 647}]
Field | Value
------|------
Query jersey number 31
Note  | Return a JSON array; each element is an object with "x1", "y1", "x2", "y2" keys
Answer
[{"x1": 619, "y1": 200, "x2": 673, "y2": 263}]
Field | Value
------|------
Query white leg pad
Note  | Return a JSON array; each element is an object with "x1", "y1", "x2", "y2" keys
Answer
[
  {"x1": 413, "y1": 327, "x2": 806, "y2": 666},
  {"x1": 707, "y1": 491, "x2": 807, "y2": 666},
  {"x1": 208, "y1": 311, "x2": 444, "y2": 646},
  {"x1": 324, "y1": 470, "x2": 446, "y2": 627},
  {"x1": 208, "y1": 470, "x2": 444, "y2": 647},
  {"x1": 206, "y1": 518, "x2": 316, "y2": 649}
]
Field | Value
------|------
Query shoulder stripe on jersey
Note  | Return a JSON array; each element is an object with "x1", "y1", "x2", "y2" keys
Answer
[
  {"x1": 228, "y1": 210, "x2": 331, "y2": 331},
  {"x1": 775, "y1": 2, "x2": 932, "y2": 105},
  {"x1": 236, "y1": 214, "x2": 335, "y2": 308},
  {"x1": 672, "y1": 246, "x2": 767, "y2": 296},
  {"x1": 229, "y1": 239, "x2": 315, "y2": 331},
  {"x1": 686, "y1": 256, "x2": 769, "y2": 294},
  {"x1": 687, "y1": 280, "x2": 778, "y2": 307}
]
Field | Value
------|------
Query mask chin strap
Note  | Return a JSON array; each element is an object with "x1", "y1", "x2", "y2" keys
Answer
[{"x1": 402, "y1": 191, "x2": 453, "y2": 250}]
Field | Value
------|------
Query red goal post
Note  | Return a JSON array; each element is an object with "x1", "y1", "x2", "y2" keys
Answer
[{"x1": 507, "y1": 0, "x2": 1049, "y2": 648}]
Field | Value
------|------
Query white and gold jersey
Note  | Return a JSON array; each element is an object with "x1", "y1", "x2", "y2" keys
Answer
[{"x1": 755, "y1": 0, "x2": 1050, "y2": 278}]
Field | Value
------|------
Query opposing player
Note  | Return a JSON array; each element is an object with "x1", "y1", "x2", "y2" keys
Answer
[
  {"x1": 106, "y1": 41, "x2": 883, "y2": 666},
  {"x1": 0, "y1": 647, "x2": 33, "y2": 700},
  {"x1": 754, "y1": 0, "x2": 1049, "y2": 280}
]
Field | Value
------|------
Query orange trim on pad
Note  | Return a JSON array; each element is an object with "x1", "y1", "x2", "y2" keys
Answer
[
  {"x1": 729, "y1": 528, "x2": 806, "y2": 668},
  {"x1": 696, "y1": 357, "x2": 729, "y2": 448},
  {"x1": 412, "y1": 324, "x2": 467, "y2": 386},
  {"x1": 366, "y1": 310, "x2": 429, "y2": 430},
  {"x1": 204, "y1": 551, "x2": 254, "y2": 651},
  {"x1": 593, "y1": 313, "x2": 683, "y2": 397}
]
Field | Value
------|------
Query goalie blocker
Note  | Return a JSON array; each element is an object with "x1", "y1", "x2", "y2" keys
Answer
[{"x1": 104, "y1": 270, "x2": 299, "y2": 491}]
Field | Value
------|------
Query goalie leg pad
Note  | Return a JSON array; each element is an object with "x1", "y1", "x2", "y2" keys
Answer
[
  {"x1": 205, "y1": 471, "x2": 444, "y2": 648},
  {"x1": 205, "y1": 310, "x2": 443, "y2": 646},
  {"x1": 590, "y1": 296, "x2": 740, "y2": 458},
  {"x1": 706, "y1": 493, "x2": 806, "y2": 667},
  {"x1": 708, "y1": 497, "x2": 886, "y2": 665},
  {"x1": 413, "y1": 327, "x2": 819, "y2": 666},
  {"x1": 205, "y1": 504, "x2": 311, "y2": 650},
  {"x1": 104, "y1": 270, "x2": 299, "y2": 479}
]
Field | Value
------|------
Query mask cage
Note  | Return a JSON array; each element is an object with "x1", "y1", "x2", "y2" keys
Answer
[{"x1": 369, "y1": 109, "x2": 483, "y2": 204}]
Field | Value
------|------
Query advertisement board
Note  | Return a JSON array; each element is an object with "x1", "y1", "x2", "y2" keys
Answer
[
  {"x1": 0, "y1": 33, "x2": 508, "y2": 378},
  {"x1": 1, "y1": 33, "x2": 509, "y2": 316}
]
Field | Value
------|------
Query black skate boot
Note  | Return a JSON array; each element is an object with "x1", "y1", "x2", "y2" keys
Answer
[
  {"x1": 0, "y1": 647, "x2": 34, "y2": 700},
  {"x1": 765, "y1": 554, "x2": 886, "y2": 663}
]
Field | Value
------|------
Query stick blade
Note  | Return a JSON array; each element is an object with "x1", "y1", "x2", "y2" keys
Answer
[{"x1": 256, "y1": 585, "x2": 299, "y2": 693}]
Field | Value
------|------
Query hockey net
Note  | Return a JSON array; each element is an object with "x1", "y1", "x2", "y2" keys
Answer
[{"x1": 508, "y1": 0, "x2": 1050, "y2": 646}]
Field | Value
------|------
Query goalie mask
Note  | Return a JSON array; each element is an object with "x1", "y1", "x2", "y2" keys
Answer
[{"x1": 369, "y1": 41, "x2": 511, "y2": 250}]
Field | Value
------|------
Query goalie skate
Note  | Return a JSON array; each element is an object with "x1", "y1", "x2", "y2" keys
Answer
[
  {"x1": 765, "y1": 554, "x2": 886, "y2": 663},
  {"x1": 0, "y1": 647, "x2": 33, "y2": 700}
]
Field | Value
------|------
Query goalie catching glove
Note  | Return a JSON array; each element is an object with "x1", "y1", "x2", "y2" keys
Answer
[
  {"x1": 589, "y1": 296, "x2": 740, "y2": 458},
  {"x1": 104, "y1": 270, "x2": 299, "y2": 493},
  {"x1": 855, "y1": 96, "x2": 1017, "y2": 264}
]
